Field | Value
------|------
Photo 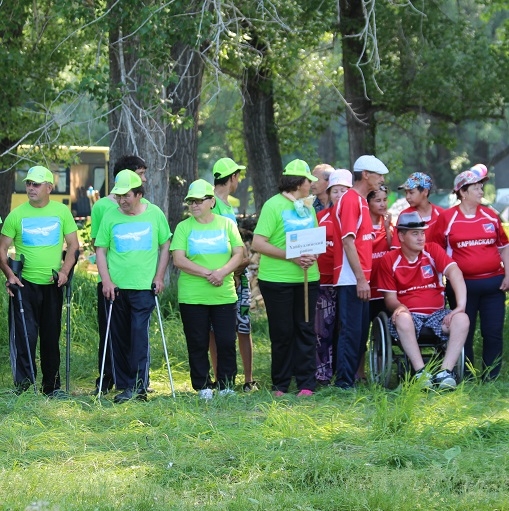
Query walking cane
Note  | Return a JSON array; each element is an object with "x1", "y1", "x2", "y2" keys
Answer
[
  {"x1": 97, "y1": 295, "x2": 115, "y2": 400},
  {"x1": 8, "y1": 255, "x2": 37, "y2": 394},
  {"x1": 152, "y1": 284, "x2": 175, "y2": 398},
  {"x1": 53, "y1": 250, "x2": 80, "y2": 393}
]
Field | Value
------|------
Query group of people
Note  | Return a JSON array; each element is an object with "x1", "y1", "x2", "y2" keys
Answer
[
  {"x1": 308, "y1": 162, "x2": 508, "y2": 391},
  {"x1": 0, "y1": 156, "x2": 257, "y2": 401},
  {"x1": 1, "y1": 153, "x2": 507, "y2": 399}
]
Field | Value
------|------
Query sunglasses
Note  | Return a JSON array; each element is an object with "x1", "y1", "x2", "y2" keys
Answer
[
  {"x1": 25, "y1": 181, "x2": 45, "y2": 188},
  {"x1": 186, "y1": 197, "x2": 212, "y2": 206}
]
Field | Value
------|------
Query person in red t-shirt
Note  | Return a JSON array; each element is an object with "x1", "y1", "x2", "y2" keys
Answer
[
  {"x1": 368, "y1": 185, "x2": 393, "y2": 321},
  {"x1": 315, "y1": 168, "x2": 352, "y2": 385},
  {"x1": 332, "y1": 155, "x2": 389, "y2": 389},
  {"x1": 392, "y1": 172, "x2": 444, "y2": 249},
  {"x1": 431, "y1": 164, "x2": 509, "y2": 380},
  {"x1": 378, "y1": 211, "x2": 469, "y2": 389}
]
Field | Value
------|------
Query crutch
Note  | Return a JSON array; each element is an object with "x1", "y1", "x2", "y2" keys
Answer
[
  {"x1": 97, "y1": 294, "x2": 115, "y2": 400},
  {"x1": 152, "y1": 284, "x2": 175, "y2": 398},
  {"x1": 53, "y1": 250, "x2": 80, "y2": 393},
  {"x1": 8, "y1": 255, "x2": 37, "y2": 394}
]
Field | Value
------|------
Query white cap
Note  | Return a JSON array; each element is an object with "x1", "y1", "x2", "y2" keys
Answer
[
  {"x1": 327, "y1": 168, "x2": 353, "y2": 190},
  {"x1": 353, "y1": 155, "x2": 389, "y2": 175}
]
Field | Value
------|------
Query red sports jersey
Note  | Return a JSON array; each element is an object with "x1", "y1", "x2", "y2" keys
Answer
[
  {"x1": 432, "y1": 205, "x2": 509, "y2": 280},
  {"x1": 391, "y1": 204, "x2": 444, "y2": 249},
  {"x1": 332, "y1": 188, "x2": 373, "y2": 286},
  {"x1": 317, "y1": 208, "x2": 337, "y2": 285},
  {"x1": 371, "y1": 218, "x2": 392, "y2": 300},
  {"x1": 377, "y1": 242, "x2": 455, "y2": 314}
]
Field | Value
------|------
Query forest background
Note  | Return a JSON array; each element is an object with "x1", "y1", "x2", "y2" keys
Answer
[{"x1": 3, "y1": 0, "x2": 509, "y2": 231}]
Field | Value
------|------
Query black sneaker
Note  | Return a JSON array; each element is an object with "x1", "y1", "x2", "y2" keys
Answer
[
  {"x1": 45, "y1": 389, "x2": 68, "y2": 399},
  {"x1": 113, "y1": 388, "x2": 148, "y2": 403},
  {"x1": 433, "y1": 369, "x2": 457, "y2": 390},
  {"x1": 243, "y1": 381, "x2": 260, "y2": 392},
  {"x1": 14, "y1": 380, "x2": 33, "y2": 395},
  {"x1": 93, "y1": 377, "x2": 114, "y2": 396}
]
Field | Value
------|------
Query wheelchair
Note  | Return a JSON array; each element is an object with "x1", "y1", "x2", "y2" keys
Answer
[{"x1": 368, "y1": 311, "x2": 465, "y2": 388}]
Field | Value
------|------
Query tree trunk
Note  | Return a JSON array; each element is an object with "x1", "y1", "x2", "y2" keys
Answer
[
  {"x1": 0, "y1": 139, "x2": 15, "y2": 222},
  {"x1": 165, "y1": 42, "x2": 205, "y2": 233},
  {"x1": 242, "y1": 66, "x2": 282, "y2": 214},
  {"x1": 108, "y1": 14, "x2": 168, "y2": 215},
  {"x1": 339, "y1": 0, "x2": 376, "y2": 167},
  {"x1": 317, "y1": 125, "x2": 337, "y2": 166}
]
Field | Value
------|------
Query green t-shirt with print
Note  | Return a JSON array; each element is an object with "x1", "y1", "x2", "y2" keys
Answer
[
  {"x1": 94, "y1": 203, "x2": 171, "y2": 290},
  {"x1": 171, "y1": 214, "x2": 244, "y2": 305},
  {"x1": 253, "y1": 193, "x2": 320, "y2": 283},
  {"x1": 91, "y1": 195, "x2": 150, "y2": 238},
  {"x1": 1, "y1": 201, "x2": 78, "y2": 285}
]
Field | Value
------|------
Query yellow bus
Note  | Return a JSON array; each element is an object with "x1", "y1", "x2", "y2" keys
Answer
[{"x1": 11, "y1": 146, "x2": 110, "y2": 219}]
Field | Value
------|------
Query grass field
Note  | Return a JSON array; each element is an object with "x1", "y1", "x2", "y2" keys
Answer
[{"x1": 1, "y1": 272, "x2": 509, "y2": 511}]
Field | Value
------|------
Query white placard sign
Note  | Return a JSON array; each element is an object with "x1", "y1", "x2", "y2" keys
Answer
[{"x1": 286, "y1": 226, "x2": 326, "y2": 259}]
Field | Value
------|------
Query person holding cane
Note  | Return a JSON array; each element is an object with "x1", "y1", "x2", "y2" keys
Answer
[
  {"x1": 95, "y1": 170, "x2": 171, "y2": 402},
  {"x1": 252, "y1": 159, "x2": 320, "y2": 397}
]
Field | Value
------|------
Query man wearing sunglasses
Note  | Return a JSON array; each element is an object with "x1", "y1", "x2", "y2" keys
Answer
[{"x1": 0, "y1": 165, "x2": 79, "y2": 396}]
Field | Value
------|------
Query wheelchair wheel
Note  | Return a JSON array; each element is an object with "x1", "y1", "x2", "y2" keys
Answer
[
  {"x1": 455, "y1": 347, "x2": 465, "y2": 383},
  {"x1": 368, "y1": 312, "x2": 392, "y2": 388}
]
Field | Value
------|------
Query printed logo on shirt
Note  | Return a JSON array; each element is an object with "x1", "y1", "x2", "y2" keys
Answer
[
  {"x1": 113, "y1": 222, "x2": 152, "y2": 252},
  {"x1": 483, "y1": 223, "x2": 495, "y2": 234},
  {"x1": 22, "y1": 217, "x2": 61, "y2": 247},
  {"x1": 421, "y1": 265, "x2": 434, "y2": 279},
  {"x1": 188, "y1": 229, "x2": 228, "y2": 255},
  {"x1": 282, "y1": 210, "x2": 315, "y2": 232},
  {"x1": 362, "y1": 233, "x2": 375, "y2": 241}
]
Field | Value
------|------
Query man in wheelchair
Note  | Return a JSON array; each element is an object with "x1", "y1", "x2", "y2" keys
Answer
[{"x1": 377, "y1": 211, "x2": 469, "y2": 389}]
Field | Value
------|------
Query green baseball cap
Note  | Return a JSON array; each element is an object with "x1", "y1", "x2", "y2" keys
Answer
[
  {"x1": 185, "y1": 179, "x2": 215, "y2": 200},
  {"x1": 111, "y1": 169, "x2": 143, "y2": 195},
  {"x1": 213, "y1": 157, "x2": 246, "y2": 179},
  {"x1": 23, "y1": 166, "x2": 54, "y2": 184},
  {"x1": 282, "y1": 159, "x2": 318, "y2": 181}
]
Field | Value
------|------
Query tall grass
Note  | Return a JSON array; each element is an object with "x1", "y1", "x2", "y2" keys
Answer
[{"x1": 0, "y1": 272, "x2": 509, "y2": 510}]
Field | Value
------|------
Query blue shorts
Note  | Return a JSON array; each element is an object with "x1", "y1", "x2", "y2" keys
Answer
[{"x1": 388, "y1": 309, "x2": 451, "y2": 343}]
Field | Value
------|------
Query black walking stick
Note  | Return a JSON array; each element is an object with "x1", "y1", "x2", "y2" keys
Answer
[
  {"x1": 8, "y1": 255, "x2": 37, "y2": 394},
  {"x1": 53, "y1": 250, "x2": 80, "y2": 393}
]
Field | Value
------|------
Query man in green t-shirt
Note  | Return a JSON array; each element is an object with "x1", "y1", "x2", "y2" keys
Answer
[
  {"x1": 0, "y1": 165, "x2": 79, "y2": 396},
  {"x1": 91, "y1": 155, "x2": 148, "y2": 395},
  {"x1": 95, "y1": 170, "x2": 171, "y2": 403},
  {"x1": 210, "y1": 157, "x2": 258, "y2": 391}
]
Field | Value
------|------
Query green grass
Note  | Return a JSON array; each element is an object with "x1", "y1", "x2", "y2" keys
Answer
[{"x1": 1, "y1": 273, "x2": 509, "y2": 510}]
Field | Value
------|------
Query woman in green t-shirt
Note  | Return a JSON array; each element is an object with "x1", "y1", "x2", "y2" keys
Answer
[
  {"x1": 171, "y1": 179, "x2": 244, "y2": 400},
  {"x1": 252, "y1": 160, "x2": 320, "y2": 397}
]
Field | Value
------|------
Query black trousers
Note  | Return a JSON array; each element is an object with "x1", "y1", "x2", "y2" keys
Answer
[
  {"x1": 179, "y1": 302, "x2": 237, "y2": 391},
  {"x1": 9, "y1": 279, "x2": 63, "y2": 393},
  {"x1": 258, "y1": 279, "x2": 319, "y2": 392},
  {"x1": 110, "y1": 289, "x2": 155, "y2": 391}
]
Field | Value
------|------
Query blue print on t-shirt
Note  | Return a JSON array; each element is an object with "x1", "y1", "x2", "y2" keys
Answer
[
  {"x1": 282, "y1": 210, "x2": 315, "y2": 232},
  {"x1": 188, "y1": 229, "x2": 228, "y2": 256},
  {"x1": 22, "y1": 217, "x2": 61, "y2": 247},
  {"x1": 112, "y1": 222, "x2": 152, "y2": 252}
]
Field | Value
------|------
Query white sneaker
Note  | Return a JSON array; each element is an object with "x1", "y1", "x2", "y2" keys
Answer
[
  {"x1": 218, "y1": 389, "x2": 235, "y2": 396},
  {"x1": 415, "y1": 369, "x2": 433, "y2": 389},
  {"x1": 434, "y1": 370, "x2": 457, "y2": 390},
  {"x1": 198, "y1": 388, "x2": 214, "y2": 400}
]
